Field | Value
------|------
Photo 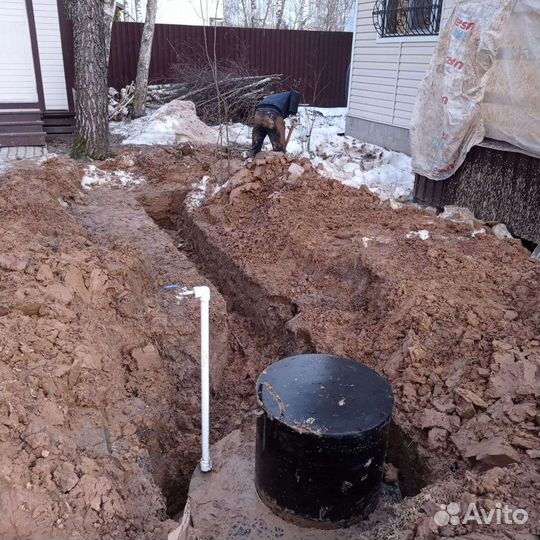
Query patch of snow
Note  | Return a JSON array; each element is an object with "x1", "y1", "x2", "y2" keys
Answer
[
  {"x1": 471, "y1": 228, "x2": 486, "y2": 237},
  {"x1": 186, "y1": 175, "x2": 210, "y2": 210},
  {"x1": 82, "y1": 165, "x2": 142, "y2": 189},
  {"x1": 38, "y1": 152, "x2": 57, "y2": 164},
  {"x1": 212, "y1": 179, "x2": 229, "y2": 196},
  {"x1": 439, "y1": 205, "x2": 476, "y2": 227},
  {"x1": 406, "y1": 230, "x2": 430, "y2": 240},
  {"x1": 492, "y1": 223, "x2": 513, "y2": 239},
  {"x1": 0, "y1": 161, "x2": 12, "y2": 175},
  {"x1": 287, "y1": 162, "x2": 304, "y2": 178},
  {"x1": 111, "y1": 99, "x2": 217, "y2": 146},
  {"x1": 361, "y1": 237, "x2": 372, "y2": 248},
  {"x1": 214, "y1": 123, "x2": 251, "y2": 146},
  {"x1": 312, "y1": 143, "x2": 414, "y2": 201}
]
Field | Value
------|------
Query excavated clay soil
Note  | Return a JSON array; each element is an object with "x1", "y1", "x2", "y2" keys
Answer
[
  {"x1": 137, "y1": 149, "x2": 540, "y2": 539},
  {"x1": 0, "y1": 147, "x2": 538, "y2": 540}
]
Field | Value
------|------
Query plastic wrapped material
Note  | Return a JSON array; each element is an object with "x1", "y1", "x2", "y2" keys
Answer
[
  {"x1": 482, "y1": 0, "x2": 540, "y2": 157},
  {"x1": 411, "y1": 0, "x2": 540, "y2": 180}
]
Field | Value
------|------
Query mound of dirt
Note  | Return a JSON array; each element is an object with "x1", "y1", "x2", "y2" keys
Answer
[
  {"x1": 1, "y1": 146, "x2": 538, "y2": 540},
  {"x1": 180, "y1": 151, "x2": 539, "y2": 539},
  {"x1": 0, "y1": 156, "x2": 230, "y2": 538}
]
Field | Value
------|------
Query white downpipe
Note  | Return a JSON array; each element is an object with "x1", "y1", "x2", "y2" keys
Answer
[
  {"x1": 193, "y1": 286, "x2": 212, "y2": 472},
  {"x1": 165, "y1": 284, "x2": 212, "y2": 473},
  {"x1": 346, "y1": 0, "x2": 359, "y2": 111}
]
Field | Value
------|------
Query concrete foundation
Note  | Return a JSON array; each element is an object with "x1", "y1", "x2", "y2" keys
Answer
[{"x1": 345, "y1": 116, "x2": 410, "y2": 155}]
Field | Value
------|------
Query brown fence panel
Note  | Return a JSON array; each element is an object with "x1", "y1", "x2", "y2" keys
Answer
[{"x1": 107, "y1": 23, "x2": 352, "y2": 107}]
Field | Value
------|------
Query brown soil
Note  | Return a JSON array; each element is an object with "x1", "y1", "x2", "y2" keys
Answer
[
  {"x1": 0, "y1": 151, "x2": 241, "y2": 539},
  {"x1": 0, "y1": 147, "x2": 538, "y2": 540},
  {"x1": 166, "y1": 151, "x2": 539, "y2": 539}
]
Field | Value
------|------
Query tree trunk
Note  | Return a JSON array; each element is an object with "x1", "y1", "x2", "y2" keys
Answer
[
  {"x1": 65, "y1": 0, "x2": 109, "y2": 159},
  {"x1": 275, "y1": 0, "x2": 286, "y2": 28},
  {"x1": 103, "y1": 0, "x2": 116, "y2": 65},
  {"x1": 134, "y1": 0, "x2": 143, "y2": 21},
  {"x1": 132, "y1": 0, "x2": 158, "y2": 118}
]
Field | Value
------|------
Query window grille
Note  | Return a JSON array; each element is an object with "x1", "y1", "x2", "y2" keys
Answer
[{"x1": 372, "y1": 0, "x2": 443, "y2": 38}]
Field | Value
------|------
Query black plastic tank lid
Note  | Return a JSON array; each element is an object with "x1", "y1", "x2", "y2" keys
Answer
[{"x1": 256, "y1": 354, "x2": 394, "y2": 436}]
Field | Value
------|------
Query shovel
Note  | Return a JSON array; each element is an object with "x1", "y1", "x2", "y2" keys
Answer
[{"x1": 285, "y1": 117, "x2": 298, "y2": 150}]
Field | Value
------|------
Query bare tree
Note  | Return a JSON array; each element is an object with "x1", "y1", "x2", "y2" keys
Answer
[
  {"x1": 224, "y1": 0, "x2": 354, "y2": 30},
  {"x1": 64, "y1": 0, "x2": 109, "y2": 159},
  {"x1": 134, "y1": 0, "x2": 143, "y2": 21},
  {"x1": 103, "y1": 0, "x2": 116, "y2": 64},
  {"x1": 132, "y1": 0, "x2": 158, "y2": 118},
  {"x1": 311, "y1": 0, "x2": 355, "y2": 31},
  {"x1": 275, "y1": 0, "x2": 286, "y2": 28}
]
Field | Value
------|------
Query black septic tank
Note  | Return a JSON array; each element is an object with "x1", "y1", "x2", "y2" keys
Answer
[{"x1": 255, "y1": 354, "x2": 394, "y2": 527}]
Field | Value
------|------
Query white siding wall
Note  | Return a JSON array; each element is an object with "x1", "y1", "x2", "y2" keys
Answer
[
  {"x1": 33, "y1": 0, "x2": 69, "y2": 110},
  {"x1": 349, "y1": 0, "x2": 455, "y2": 129},
  {"x1": 0, "y1": 0, "x2": 38, "y2": 103}
]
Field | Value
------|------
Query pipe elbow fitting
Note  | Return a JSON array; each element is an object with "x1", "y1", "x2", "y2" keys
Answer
[{"x1": 193, "y1": 286, "x2": 211, "y2": 302}]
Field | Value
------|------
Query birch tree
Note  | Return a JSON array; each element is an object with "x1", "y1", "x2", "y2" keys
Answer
[
  {"x1": 103, "y1": 0, "x2": 116, "y2": 64},
  {"x1": 64, "y1": 0, "x2": 109, "y2": 159},
  {"x1": 224, "y1": 0, "x2": 355, "y2": 30},
  {"x1": 132, "y1": 0, "x2": 158, "y2": 118},
  {"x1": 275, "y1": 0, "x2": 286, "y2": 28}
]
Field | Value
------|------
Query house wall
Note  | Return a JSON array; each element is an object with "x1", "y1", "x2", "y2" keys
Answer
[
  {"x1": 0, "y1": 0, "x2": 39, "y2": 104},
  {"x1": 33, "y1": 0, "x2": 69, "y2": 111},
  {"x1": 346, "y1": 0, "x2": 455, "y2": 154}
]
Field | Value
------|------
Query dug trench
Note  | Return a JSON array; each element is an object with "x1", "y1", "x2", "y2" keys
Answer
[
  {"x1": 134, "y1": 148, "x2": 539, "y2": 539},
  {"x1": 139, "y1": 170, "x2": 433, "y2": 511},
  {"x1": 0, "y1": 148, "x2": 538, "y2": 540},
  {"x1": 74, "y1": 155, "x2": 431, "y2": 525}
]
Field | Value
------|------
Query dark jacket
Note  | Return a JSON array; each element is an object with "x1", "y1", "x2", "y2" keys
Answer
[{"x1": 256, "y1": 91, "x2": 300, "y2": 119}]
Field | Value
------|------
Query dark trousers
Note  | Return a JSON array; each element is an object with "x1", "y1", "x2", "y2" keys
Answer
[{"x1": 251, "y1": 109, "x2": 286, "y2": 156}]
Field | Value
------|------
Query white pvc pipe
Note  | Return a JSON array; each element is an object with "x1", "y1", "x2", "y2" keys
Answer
[
  {"x1": 346, "y1": 0, "x2": 359, "y2": 110},
  {"x1": 193, "y1": 286, "x2": 212, "y2": 472},
  {"x1": 167, "y1": 284, "x2": 212, "y2": 473}
]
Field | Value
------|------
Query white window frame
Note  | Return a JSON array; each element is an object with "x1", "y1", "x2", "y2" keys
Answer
[{"x1": 376, "y1": 34, "x2": 439, "y2": 43}]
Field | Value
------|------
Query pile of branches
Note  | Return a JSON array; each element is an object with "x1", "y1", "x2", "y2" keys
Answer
[
  {"x1": 108, "y1": 82, "x2": 179, "y2": 120},
  {"x1": 170, "y1": 56, "x2": 282, "y2": 125},
  {"x1": 146, "y1": 83, "x2": 185, "y2": 104},
  {"x1": 108, "y1": 83, "x2": 135, "y2": 121},
  {"x1": 108, "y1": 73, "x2": 281, "y2": 125},
  {"x1": 108, "y1": 55, "x2": 282, "y2": 125}
]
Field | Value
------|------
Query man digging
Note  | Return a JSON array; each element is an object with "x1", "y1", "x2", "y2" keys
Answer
[{"x1": 250, "y1": 90, "x2": 301, "y2": 157}]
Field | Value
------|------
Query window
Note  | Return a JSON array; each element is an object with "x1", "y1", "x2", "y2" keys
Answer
[{"x1": 372, "y1": 0, "x2": 443, "y2": 38}]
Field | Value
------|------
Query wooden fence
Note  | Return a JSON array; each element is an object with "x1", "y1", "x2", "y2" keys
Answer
[{"x1": 108, "y1": 23, "x2": 353, "y2": 107}]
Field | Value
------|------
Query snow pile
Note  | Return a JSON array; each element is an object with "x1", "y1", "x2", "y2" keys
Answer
[
  {"x1": 110, "y1": 99, "x2": 218, "y2": 146},
  {"x1": 186, "y1": 175, "x2": 210, "y2": 210},
  {"x1": 0, "y1": 161, "x2": 12, "y2": 175},
  {"x1": 287, "y1": 106, "x2": 347, "y2": 156},
  {"x1": 291, "y1": 108, "x2": 413, "y2": 201},
  {"x1": 215, "y1": 123, "x2": 251, "y2": 146},
  {"x1": 216, "y1": 107, "x2": 414, "y2": 201},
  {"x1": 406, "y1": 230, "x2": 431, "y2": 240},
  {"x1": 212, "y1": 106, "x2": 347, "y2": 151},
  {"x1": 82, "y1": 165, "x2": 142, "y2": 189},
  {"x1": 312, "y1": 140, "x2": 414, "y2": 201}
]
